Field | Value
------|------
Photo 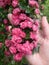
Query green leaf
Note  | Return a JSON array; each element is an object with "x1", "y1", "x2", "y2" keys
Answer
[
  {"x1": 19, "y1": 0, "x2": 28, "y2": 10},
  {"x1": 25, "y1": 6, "x2": 33, "y2": 14},
  {"x1": 0, "y1": 34, "x2": 6, "y2": 42},
  {"x1": 0, "y1": 7, "x2": 4, "y2": 12}
]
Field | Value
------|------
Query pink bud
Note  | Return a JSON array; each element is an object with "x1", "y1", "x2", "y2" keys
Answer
[
  {"x1": 3, "y1": 19, "x2": 8, "y2": 24},
  {"x1": 35, "y1": 9, "x2": 40, "y2": 14},
  {"x1": 4, "y1": 50, "x2": 10, "y2": 56}
]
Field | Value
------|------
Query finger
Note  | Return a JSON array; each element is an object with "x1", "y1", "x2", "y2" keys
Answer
[
  {"x1": 26, "y1": 53, "x2": 44, "y2": 65},
  {"x1": 41, "y1": 16, "x2": 49, "y2": 39},
  {"x1": 8, "y1": 13, "x2": 13, "y2": 24},
  {"x1": 39, "y1": 30, "x2": 45, "y2": 38},
  {"x1": 37, "y1": 30, "x2": 45, "y2": 45}
]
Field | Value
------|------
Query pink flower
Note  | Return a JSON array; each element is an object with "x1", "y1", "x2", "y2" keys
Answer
[
  {"x1": 0, "y1": 0, "x2": 11, "y2": 7},
  {"x1": 27, "y1": 21, "x2": 33, "y2": 28},
  {"x1": 4, "y1": 0, "x2": 11, "y2": 5},
  {"x1": 20, "y1": 20, "x2": 33, "y2": 29},
  {"x1": 32, "y1": 24, "x2": 38, "y2": 31},
  {"x1": 10, "y1": 15, "x2": 20, "y2": 26},
  {"x1": 0, "y1": 1, "x2": 4, "y2": 7},
  {"x1": 12, "y1": 28, "x2": 21, "y2": 36},
  {"x1": 29, "y1": 0, "x2": 39, "y2": 8},
  {"x1": 12, "y1": 18, "x2": 20, "y2": 26},
  {"x1": 19, "y1": 13, "x2": 27, "y2": 20},
  {"x1": 35, "y1": 9, "x2": 40, "y2": 14},
  {"x1": 3, "y1": 19, "x2": 8, "y2": 24},
  {"x1": 13, "y1": 8, "x2": 21, "y2": 15},
  {"x1": 12, "y1": 35, "x2": 22, "y2": 43},
  {"x1": 23, "y1": 41, "x2": 31, "y2": 50},
  {"x1": 20, "y1": 31, "x2": 26, "y2": 38},
  {"x1": 30, "y1": 32, "x2": 37, "y2": 40},
  {"x1": 5, "y1": 39, "x2": 11, "y2": 47},
  {"x1": 12, "y1": 0, "x2": 18, "y2": 7},
  {"x1": 35, "y1": 2, "x2": 39, "y2": 8},
  {"x1": 20, "y1": 21, "x2": 28, "y2": 29},
  {"x1": 9, "y1": 46, "x2": 16, "y2": 54},
  {"x1": 27, "y1": 17, "x2": 34, "y2": 23},
  {"x1": 4, "y1": 50, "x2": 10, "y2": 56},
  {"x1": 11, "y1": 14, "x2": 20, "y2": 26},
  {"x1": 0, "y1": 42, "x2": 2, "y2": 48},
  {"x1": 16, "y1": 44, "x2": 22, "y2": 52},
  {"x1": 18, "y1": 41, "x2": 32, "y2": 55},
  {"x1": 12, "y1": 14, "x2": 19, "y2": 20},
  {"x1": 13, "y1": 53, "x2": 23, "y2": 61},
  {"x1": 12, "y1": 28, "x2": 26, "y2": 38}
]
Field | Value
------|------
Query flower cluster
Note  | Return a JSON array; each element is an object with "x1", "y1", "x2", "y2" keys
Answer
[
  {"x1": 0, "y1": 0, "x2": 19, "y2": 7},
  {"x1": 0, "y1": 0, "x2": 43, "y2": 62},
  {"x1": 4, "y1": 0, "x2": 39, "y2": 61},
  {"x1": 0, "y1": 0, "x2": 11, "y2": 7},
  {"x1": 5, "y1": 18, "x2": 39, "y2": 61}
]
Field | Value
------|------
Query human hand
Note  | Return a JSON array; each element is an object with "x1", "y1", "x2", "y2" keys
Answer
[{"x1": 26, "y1": 16, "x2": 49, "y2": 65}]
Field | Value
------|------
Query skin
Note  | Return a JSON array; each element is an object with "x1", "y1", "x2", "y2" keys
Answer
[{"x1": 8, "y1": 14, "x2": 49, "y2": 65}]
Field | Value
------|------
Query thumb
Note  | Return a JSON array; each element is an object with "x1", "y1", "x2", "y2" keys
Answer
[{"x1": 41, "y1": 16, "x2": 49, "y2": 39}]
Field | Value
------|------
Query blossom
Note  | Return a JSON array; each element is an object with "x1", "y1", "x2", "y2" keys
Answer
[
  {"x1": 3, "y1": 19, "x2": 8, "y2": 24},
  {"x1": 0, "y1": 1, "x2": 4, "y2": 7},
  {"x1": 10, "y1": 15, "x2": 20, "y2": 26},
  {"x1": 32, "y1": 24, "x2": 38, "y2": 31},
  {"x1": 12, "y1": 35, "x2": 22, "y2": 43},
  {"x1": 20, "y1": 21, "x2": 28, "y2": 29},
  {"x1": 30, "y1": 32, "x2": 38, "y2": 40},
  {"x1": 13, "y1": 8, "x2": 21, "y2": 15},
  {"x1": 12, "y1": 18, "x2": 20, "y2": 26},
  {"x1": 0, "y1": 0, "x2": 11, "y2": 7},
  {"x1": 12, "y1": 0, "x2": 19, "y2": 7},
  {"x1": 19, "y1": 13, "x2": 27, "y2": 20},
  {"x1": 9, "y1": 46, "x2": 17, "y2": 54},
  {"x1": 12, "y1": 28, "x2": 21, "y2": 36},
  {"x1": 35, "y1": 8, "x2": 40, "y2": 14},
  {"x1": 13, "y1": 53, "x2": 23, "y2": 61},
  {"x1": 29, "y1": 0, "x2": 39, "y2": 8},
  {"x1": 0, "y1": 0, "x2": 40, "y2": 62},
  {"x1": 11, "y1": 28, "x2": 26, "y2": 38},
  {"x1": 4, "y1": 50, "x2": 10, "y2": 56},
  {"x1": 5, "y1": 39, "x2": 11, "y2": 47},
  {"x1": 20, "y1": 31, "x2": 26, "y2": 38},
  {"x1": 27, "y1": 21, "x2": 33, "y2": 28}
]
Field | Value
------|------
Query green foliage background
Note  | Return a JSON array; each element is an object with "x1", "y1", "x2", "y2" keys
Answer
[{"x1": 43, "y1": 0, "x2": 49, "y2": 22}]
